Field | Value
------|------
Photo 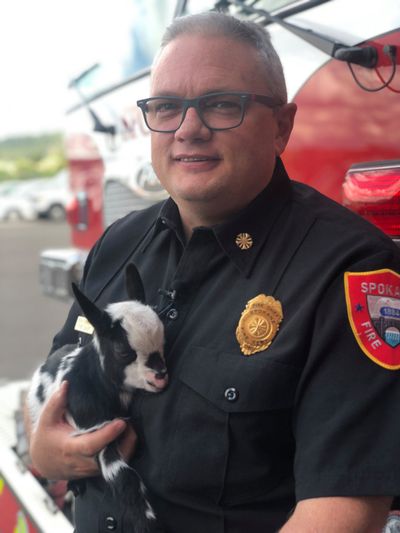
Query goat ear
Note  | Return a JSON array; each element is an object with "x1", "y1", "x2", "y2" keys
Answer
[
  {"x1": 71, "y1": 283, "x2": 111, "y2": 333},
  {"x1": 125, "y1": 263, "x2": 146, "y2": 303}
]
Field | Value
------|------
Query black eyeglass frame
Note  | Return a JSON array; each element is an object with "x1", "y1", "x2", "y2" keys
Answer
[{"x1": 136, "y1": 91, "x2": 282, "y2": 133}]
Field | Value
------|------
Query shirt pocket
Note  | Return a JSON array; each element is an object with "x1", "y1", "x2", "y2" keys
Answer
[
  {"x1": 164, "y1": 345, "x2": 300, "y2": 506},
  {"x1": 180, "y1": 345, "x2": 298, "y2": 412}
]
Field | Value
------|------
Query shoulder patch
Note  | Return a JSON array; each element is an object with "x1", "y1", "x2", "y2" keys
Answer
[{"x1": 344, "y1": 269, "x2": 400, "y2": 369}]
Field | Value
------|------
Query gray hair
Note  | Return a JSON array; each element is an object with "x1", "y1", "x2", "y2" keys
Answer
[{"x1": 156, "y1": 11, "x2": 287, "y2": 103}]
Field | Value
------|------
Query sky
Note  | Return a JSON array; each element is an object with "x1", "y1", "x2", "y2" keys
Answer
[
  {"x1": 0, "y1": 0, "x2": 131, "y2": 140},
  {"x1": 1, "y1": 0, "x2": 397, "y2": 141}
]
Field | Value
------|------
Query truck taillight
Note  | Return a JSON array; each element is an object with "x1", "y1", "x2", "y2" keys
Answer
[{"x1": 342, "y1": 161, "x2": 400, "y2": 239}]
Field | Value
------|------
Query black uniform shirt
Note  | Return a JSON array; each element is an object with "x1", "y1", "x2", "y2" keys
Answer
[{"x1": 52, "y1": 159, "x2": 400, "y2": 533}]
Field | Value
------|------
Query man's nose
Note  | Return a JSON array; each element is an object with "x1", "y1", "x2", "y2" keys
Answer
[{"x1": 174, "y1": 106, "x2": 211, "y2": 141}]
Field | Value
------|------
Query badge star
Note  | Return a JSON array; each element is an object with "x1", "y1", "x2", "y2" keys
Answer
[{"x1": 355, "y1": 303, "x2": 364, "y2": 312}]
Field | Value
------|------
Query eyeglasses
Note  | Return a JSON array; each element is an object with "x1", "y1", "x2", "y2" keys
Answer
[{"x1": 136, "y1": 91, "x2": 282, "y2": 133}]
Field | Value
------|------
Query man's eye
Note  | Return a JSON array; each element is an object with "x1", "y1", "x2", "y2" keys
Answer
[
  {"x1": 203, "y1": 99, "x2": 241, "y2": 113},
  {"x1": 154, "y1": 101, "x2": 180, "y2": 114},
  {"x1": 212, "y1": 101, "x2": 237, "y2": 109}
]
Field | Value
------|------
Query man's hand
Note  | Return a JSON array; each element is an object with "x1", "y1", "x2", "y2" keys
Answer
[{"x1": 28, "y1": 381, "x2": 137, "y2": 480}]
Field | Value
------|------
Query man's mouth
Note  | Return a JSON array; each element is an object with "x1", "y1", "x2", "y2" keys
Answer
[{"x1": 174, "y1": 154, "x2": 220, "y2": 163}]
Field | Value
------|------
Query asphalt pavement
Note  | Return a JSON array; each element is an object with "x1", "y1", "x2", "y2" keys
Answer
[{"x1": 0, "y1": 220, "x2": 70, "y2": 381}]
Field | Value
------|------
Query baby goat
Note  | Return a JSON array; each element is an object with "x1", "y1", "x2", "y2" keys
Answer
[{"x1": 27, "y1": 263, "x2": 167, "y2": 533}]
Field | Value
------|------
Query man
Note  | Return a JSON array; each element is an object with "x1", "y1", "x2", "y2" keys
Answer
[{"x1": 29, "y1": 12, "x2": 400, "y2": 533}]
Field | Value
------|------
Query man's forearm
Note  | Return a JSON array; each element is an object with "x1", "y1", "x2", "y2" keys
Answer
[{"x1": 280, "y1": 496, "x2": 392, "y2": 533}]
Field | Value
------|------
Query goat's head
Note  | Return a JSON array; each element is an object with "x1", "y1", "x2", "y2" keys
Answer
[{"x1": 72, "y1": 263, "x2": 167, "y2": 394}]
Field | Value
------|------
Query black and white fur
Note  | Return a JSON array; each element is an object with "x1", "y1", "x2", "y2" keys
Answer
[{"x1": 27, "y1": 263, "x2": 167, "y2": 532}]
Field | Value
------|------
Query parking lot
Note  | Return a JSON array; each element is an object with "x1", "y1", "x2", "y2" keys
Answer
[{"x1": 0, "y1": 220, "x2": 70, "y2": 381}]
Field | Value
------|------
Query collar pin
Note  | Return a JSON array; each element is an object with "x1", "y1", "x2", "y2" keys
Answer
[{"x1": 235, "y1": 233, "x2": 253, "y2": 250}]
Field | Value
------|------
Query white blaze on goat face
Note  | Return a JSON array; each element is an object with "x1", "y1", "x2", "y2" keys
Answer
[{"x1": 106, "y1": 301, "x2": 166, "y2": 392}]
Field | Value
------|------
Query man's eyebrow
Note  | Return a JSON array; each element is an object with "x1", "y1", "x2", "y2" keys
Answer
[{"x1": 149, "y1": 92, "x2": 181, "y2": 97}]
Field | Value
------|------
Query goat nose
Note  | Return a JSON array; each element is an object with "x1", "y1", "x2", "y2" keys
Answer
[
  {"x1": 155, "y1": 369, "x2": 167, "y2": 380},
  {"x1": 145, "y1": 369, "x2": 169, "y2": 391}
]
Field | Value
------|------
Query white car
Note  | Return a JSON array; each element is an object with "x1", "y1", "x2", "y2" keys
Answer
[
  {"x1": 0, "y1": 181, "x2": 38, "y2": 221},
  {"x1": 27, "y1": 171, "x2": 72, "y2": 221}
]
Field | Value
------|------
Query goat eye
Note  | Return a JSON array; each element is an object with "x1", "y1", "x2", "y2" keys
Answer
[{"x1": 115, "y1": 345, "x2": 137, "y2": 361}]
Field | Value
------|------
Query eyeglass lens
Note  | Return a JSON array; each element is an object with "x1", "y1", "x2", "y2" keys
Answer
[{"x1": 143, "y1": 94, "x2": 245, "y2": 132}]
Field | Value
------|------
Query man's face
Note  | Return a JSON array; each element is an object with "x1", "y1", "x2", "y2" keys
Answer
[{"x1": 150, "y1": 34, "x2": 296, "y2": 224}]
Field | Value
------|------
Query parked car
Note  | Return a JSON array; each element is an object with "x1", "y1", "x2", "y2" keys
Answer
[
  {"x1": 0, "y1": 180, "x2": 19, "y2": 196},
  {"x1": 27, "y1": 171, "x2": 72, "y2": 221},
  {"x1": 0, "y1": 181, "x2": 38, "y2": 221}
]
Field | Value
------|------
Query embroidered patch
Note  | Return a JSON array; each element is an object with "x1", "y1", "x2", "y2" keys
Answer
[{"x1": 344, "y1": 269, "x2": 400, "y2": 369}]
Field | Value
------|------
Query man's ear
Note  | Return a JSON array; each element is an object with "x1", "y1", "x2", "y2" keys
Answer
[{"x1": 274, "y1": 102, "x2": 297, "y2": 156}]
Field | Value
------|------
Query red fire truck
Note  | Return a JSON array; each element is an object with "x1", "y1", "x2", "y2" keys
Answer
[
  {"x1": 0, "y1": 381, "x2": 73, "y2": 532},
  {"x1": 39, "y1": 0, "x2": 400, "y2": 300}
]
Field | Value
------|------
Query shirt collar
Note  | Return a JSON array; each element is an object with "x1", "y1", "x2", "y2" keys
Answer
[
  {"x1": 212, "y1": 157, "x2": 292, "y2": 276},
  {"x1": 152, "y1": 197, "x2": 186, "y2": 245},
  {"x1": 146, "y1": 157, "x2": 292, "y2": 276}
]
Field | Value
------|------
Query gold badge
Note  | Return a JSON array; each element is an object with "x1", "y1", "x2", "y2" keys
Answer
[
  {"x1": 74, "y1": 315, "x2": 94, "y2": 335},
  {"x1": 236, "y1": 295, "x2": 283, "y2": 355},
  {"x1": 235, "y1": 233, "x2": 253, "y2": 250}
]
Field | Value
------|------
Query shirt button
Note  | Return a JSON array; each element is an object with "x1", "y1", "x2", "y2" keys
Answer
[
  {"x1": 105, "y1": 516, "x2": 117, "y2": 531},
  {"x1": 224, "y1": 387, "x2": 239, "y2": 402},
  {"x1": 167, "y1": 308, "x2": 179, "y2": 320}
]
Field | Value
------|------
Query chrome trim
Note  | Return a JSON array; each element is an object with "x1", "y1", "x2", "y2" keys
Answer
[
  {"x1": 39, "y1": 249, "x2": 87, "y2": 301},
  {"x1": 348, "y1": 160, "x2": 400, "y2": 173}
]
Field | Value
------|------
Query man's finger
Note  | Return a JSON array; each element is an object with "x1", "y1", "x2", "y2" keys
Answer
[
  {"x1": 72, "y1": 419, "x2": 128, "y2": 458},
  {"x1": 117, "y1": 424, "x2": 138, "y2": 462}
]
